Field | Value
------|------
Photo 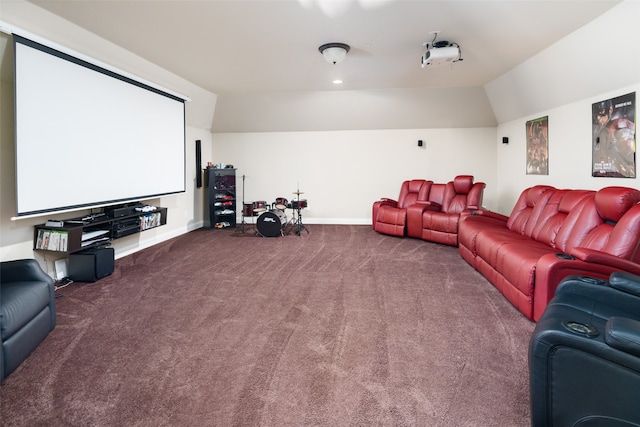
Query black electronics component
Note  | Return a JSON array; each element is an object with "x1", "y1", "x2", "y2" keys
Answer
[
  {"x1": 111, "y1": 217, "x2": 141, "y2": 239},
  {"x1": 69, "y1": 247, "x2": 114, "y2": 282},
  {"x1": 104, "y1": 203, "x2": 144, "y2": 218}
]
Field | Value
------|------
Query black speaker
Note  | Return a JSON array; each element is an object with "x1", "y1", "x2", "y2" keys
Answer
[
  {"x1": 502, "y1": 137, "x2": 509, "y2": 144},
  {"x1": 69, "y1": 247, "x2": 115, "y2": 282},
  {"x1": 196, "y1": 140, "x2": 202, "y2": 188},
  {"x1": 418, "y1": 139, "x2": 423, "y2": 147}
]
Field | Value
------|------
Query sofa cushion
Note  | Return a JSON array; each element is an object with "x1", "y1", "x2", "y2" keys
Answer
[
  {"x1": 420, "y1": 212, "x2": 461, "y2": 246},
  {"x1": 458, "y1": 213, "x2": 509, "y2": 258},
  {"x1": 474, "y1": 226, "x2": 533, "y2": 268},
  {"x1": 506, "y1": 185, "x2": 556, "y2": 237},
  {"x1": 1, "y1": 280, "x2": 52, "y2": 340},
  {"x1": 423, "y1": 211, "x2": 460, "y2": 234},
  {"x1": 428, "y1": 183, "x2": 446, "y2": 206},
  {"x1": 496, "y1": 241, "x2": 558, "y2": 302},
  {"x1": 398, "y1": 179, "x2": 428, "y2": 209},
  {"x1": 531, "y1": 190, "x2": 595, "y2": 250},
  {"x1": 446, "y1": 175, "x2": 473, "y2": 213}
]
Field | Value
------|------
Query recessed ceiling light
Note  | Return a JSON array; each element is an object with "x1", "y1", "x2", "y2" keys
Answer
[{"x1": 332, "y1": 79, "x2": 343, "y2": 84}]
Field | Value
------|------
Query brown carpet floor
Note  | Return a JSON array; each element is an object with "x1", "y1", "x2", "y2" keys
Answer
[{"x1": 0, "y1": 225, "x2": 535, "y2": 426}]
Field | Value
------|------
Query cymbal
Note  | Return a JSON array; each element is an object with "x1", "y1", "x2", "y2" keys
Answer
[{"x1": 293, "y1": 191, "x2": 304, "y2": 195}]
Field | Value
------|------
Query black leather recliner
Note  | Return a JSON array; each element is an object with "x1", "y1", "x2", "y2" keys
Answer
[
  {"x1": 529, "y1": 272, "x2": 640, "y2": 426},
  {"x1": 1, "y1": 259, "x2": 56, "y2": 380}
]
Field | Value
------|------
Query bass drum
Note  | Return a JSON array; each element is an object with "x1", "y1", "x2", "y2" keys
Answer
[{"x1": 256, "y1": 210, "x2": 287, "y2": 237}]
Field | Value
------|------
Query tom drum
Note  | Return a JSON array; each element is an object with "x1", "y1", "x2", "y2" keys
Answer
[
  {"x1": 290, "y1": 199, "x2": 308, "y2": 209},
  {"x1": 273, "y1": 197, "x2": 289, "y2": 210},
  {"x1": 252, "y1": 200, "x2": 268, "y2": 215}
]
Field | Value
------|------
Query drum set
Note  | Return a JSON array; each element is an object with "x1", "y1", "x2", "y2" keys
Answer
[{"x1": 240, "y1": 191, "x2": 309, "y2": 237}]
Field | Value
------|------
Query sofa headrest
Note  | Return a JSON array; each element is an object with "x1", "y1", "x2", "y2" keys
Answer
[
  {"x1": 408, "y1": 179, "x2": 424, "y2": 193},
  {"x1": 558, "y1": 190, "x2": 594, "y2": 213},
  {"x1": 526, "y1": 185, "x2": 556, "y2": 208},
  {"x1": 453, "y1": 175, "x2": 473, "y2": 194},
  {"x1": 595, "y1": 186, "x2": 640, "y2": 222}
]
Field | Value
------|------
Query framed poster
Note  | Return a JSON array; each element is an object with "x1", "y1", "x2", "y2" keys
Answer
[
  {"x1": 526, "y1": 116, "x2": 549, "y2": 175},
  {"x1": 592, "y1": 92, "x2": 636, "y2": 178}
]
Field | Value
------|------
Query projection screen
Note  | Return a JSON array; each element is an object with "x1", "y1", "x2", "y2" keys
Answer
[{"x1": 14, "y1": 35, "x2": 186, "y2": 217}]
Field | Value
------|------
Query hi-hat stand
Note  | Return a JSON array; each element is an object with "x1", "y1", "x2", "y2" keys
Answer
[{"x1": 235, "y1": 174, "x2": 250, "y2": 234}]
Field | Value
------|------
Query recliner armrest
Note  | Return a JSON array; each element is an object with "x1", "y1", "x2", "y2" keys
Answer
[
  {"x1": 609, "y1": 272, "x2": 640, "y2": 298},
  {"x1": 568, "y1": 247, "x2": 640, "y2": 276},
  {"x1": 417, "y1": 201, "x2": 441, "y2": 210},
  {"x1": 468, "y1": 209, "x2": 508, "y2": 222},
  {"x1": 408, "y1": 201, "x2": 441, "y2": 212},
  {"x1": 606, "y1": 317, "x2": 640, "y2": 357}
]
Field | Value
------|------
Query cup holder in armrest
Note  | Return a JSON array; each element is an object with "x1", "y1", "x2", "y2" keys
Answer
[
  {"x1": 555, "y1": 253, "x2": 576, "y2": 260},
  {"x1": 579, "y1": 276, "x2": 607, "y2": 285},
  {"x1": 563, "y1": 321, "x2": 600, "y2": 338}
]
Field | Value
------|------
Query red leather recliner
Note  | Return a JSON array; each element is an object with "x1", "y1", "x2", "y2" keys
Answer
[
  {"x1": 422, "y1": 175, "x2": 485, "y2": 246},
  {"x1": 372, "y1": 179, "x2": 431, "y2": 237},
  {"x1": 407, "y1": 175, "x2": 485, "y2": 246}
]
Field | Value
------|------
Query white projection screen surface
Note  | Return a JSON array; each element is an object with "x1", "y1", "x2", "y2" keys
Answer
[{"x1": 14, "y1": 35, "x2": 186, "y2": 217}]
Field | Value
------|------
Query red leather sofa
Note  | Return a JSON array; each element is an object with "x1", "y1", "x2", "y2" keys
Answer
[
  {"x1": 373, "y1": 176, "x2": 485, "y2": 244},
  {"x1": 458, "y1": 185, "x2": 640, "y2": 321},
  {"x1": 406, "y1": 175, "x2": 485, "y2": 246},
  {"x1": 372, "y1": 179, "x2": 431, "y2": 237}
]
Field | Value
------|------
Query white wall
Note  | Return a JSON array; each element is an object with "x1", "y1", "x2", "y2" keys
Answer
[
  {"x1": 212, "y1": 128, "x2": 497, "y2": 223},
  {"x1": 213, "y1": 86, "x2": 498, "y2": 133},
  {"x1": 0, "y1": 1, "x2": 216, "y2": 273},
  {"x1": 495, "y1": 83, "x2": 640, "y2": 213},
  {"x1": 487, "y1": 1, "x2": 640, "y2": 213}
]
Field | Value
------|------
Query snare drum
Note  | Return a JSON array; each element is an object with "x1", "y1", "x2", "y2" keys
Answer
[
  {"x1": 256, "y1": 210, "x2": 287, "y2": 237},
  {"x1": 290, "y1": 199, "x2": 308, "y2": 209},
  {"x1": 273, "y1": 197, "x2": 288, "y2": 211}
]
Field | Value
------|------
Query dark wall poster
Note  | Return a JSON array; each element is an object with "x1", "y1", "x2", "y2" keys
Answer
[
  {"x1": 526, "y1": 116, "x2": 549, "y2": 175},
  {"x1": 592, "y1": 92, "x2": 636, "y2": 178}
]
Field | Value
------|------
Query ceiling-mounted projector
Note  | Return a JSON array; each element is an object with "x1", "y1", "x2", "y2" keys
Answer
[{"x1": 421, "y1": 45, "x2": 461, "y2": 68}]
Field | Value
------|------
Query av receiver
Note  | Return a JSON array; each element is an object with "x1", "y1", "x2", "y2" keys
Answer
[{"x1": 111, "y1": 217, "x2": 141, "y2": 239}]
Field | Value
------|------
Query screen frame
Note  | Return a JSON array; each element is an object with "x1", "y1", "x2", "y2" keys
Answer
[{"x1": 13, "y1": 34, "x2": 187, "y2": 218}]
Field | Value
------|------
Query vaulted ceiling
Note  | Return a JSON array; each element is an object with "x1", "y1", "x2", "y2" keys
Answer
[{"x1": 26, "y1": 0, "x2": 622, "y2": 132}]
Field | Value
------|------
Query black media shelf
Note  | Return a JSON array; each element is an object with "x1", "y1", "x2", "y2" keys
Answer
[{"x1": 34, "y1": 206, "x2": 167, "y2": 253}]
